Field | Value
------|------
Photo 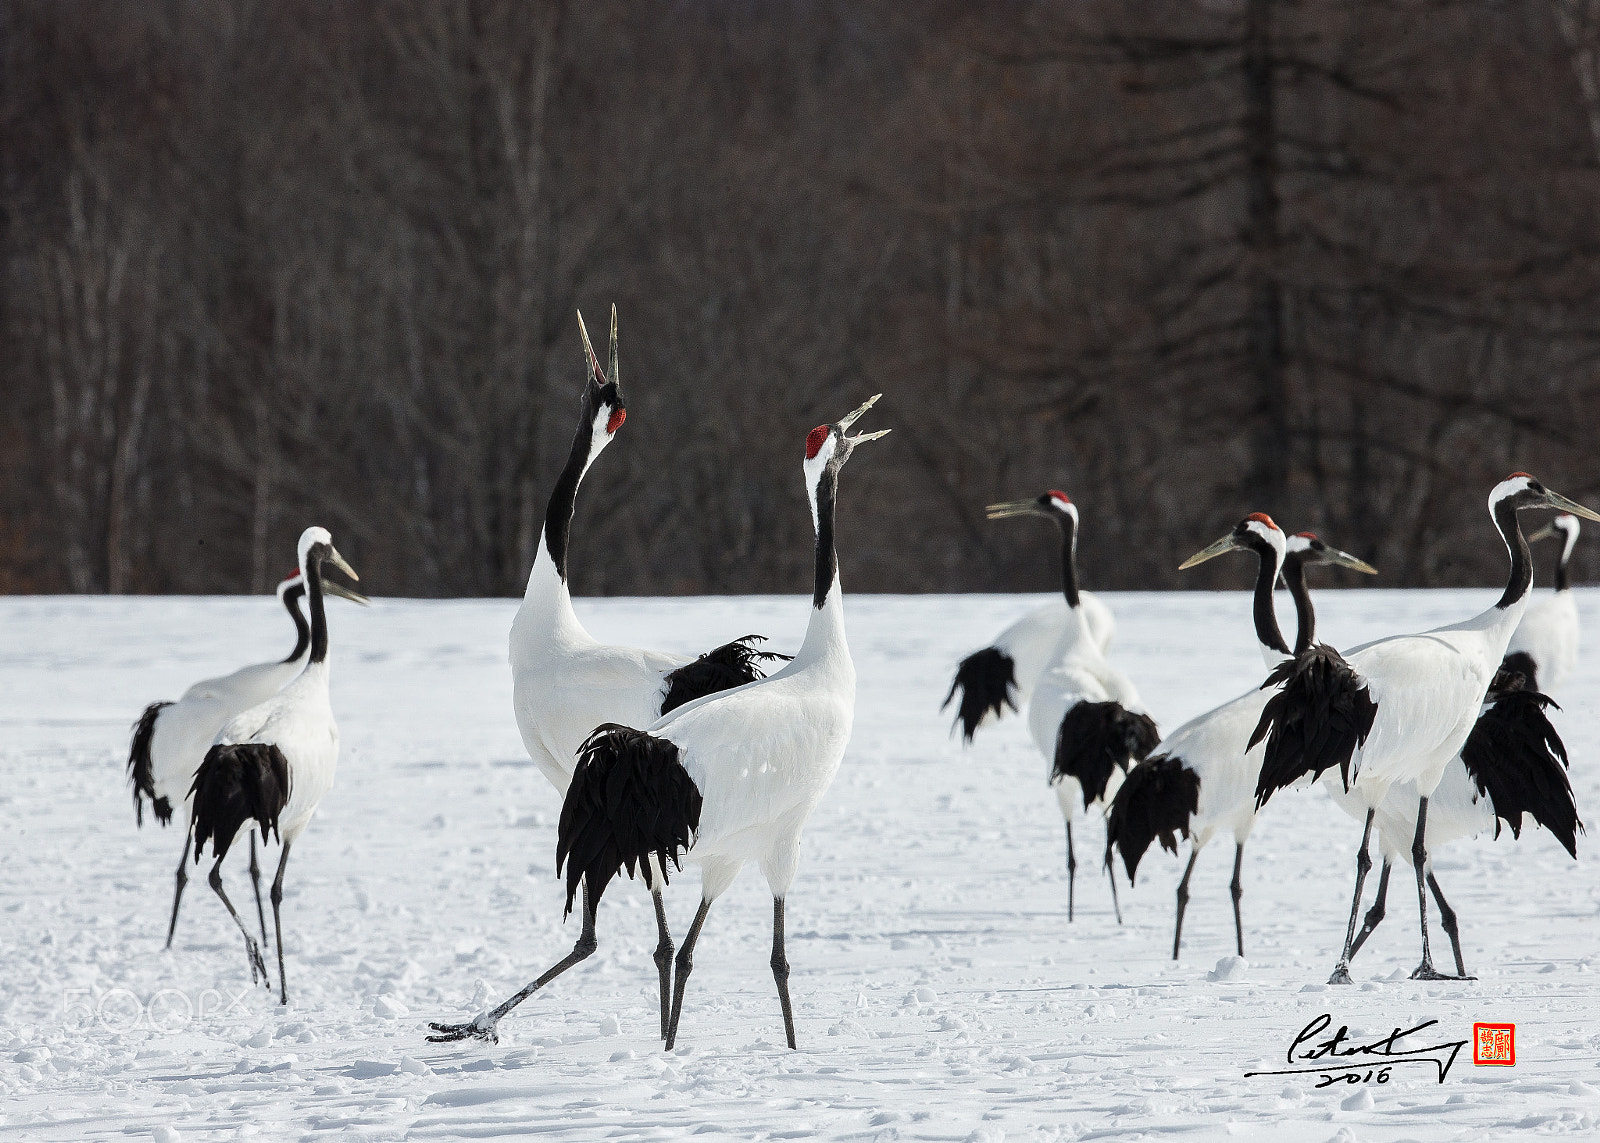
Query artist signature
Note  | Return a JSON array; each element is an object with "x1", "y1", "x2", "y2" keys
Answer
[{"x1": 1244, "y1": 1014, "x2": 1468, "y2": 1087}]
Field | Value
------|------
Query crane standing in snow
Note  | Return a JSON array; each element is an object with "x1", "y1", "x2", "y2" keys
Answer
[
  {"x1": 1253, "y1": 474, "x2": 1600, "y2": 982},
  {"x1": 431, "y1": 395, "x2": 887, "y2": 1050},
  {"x1": 128, "y1": 568, "x2": 365, "y2": 948},
  {"x1": 1106, "y1": 526, "x2": 1375, "y2": 958},
  {"x1": 429, "y1": 309, "x2": 786, "y2": 1044},
  {"x1": 982, "y1": 491, "x2": 1158, "y2": 922},
  {"x1": 1332, "y1": 516, "x2": 1584, "y2": 976},
  {"x1": 186, "y1": 526, "x2": 361, "y2": 1005}
]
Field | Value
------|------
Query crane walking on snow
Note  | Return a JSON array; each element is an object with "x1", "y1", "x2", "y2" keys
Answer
[
  {"x1": 187, "y1": 527, "x2": 361, "y2": 1005},
  {"x1": 128, "y1": 567, "x2": 365, "y2": 948},
  {"x1": 1106, "y1": 525, "x2": 1374, "y2": 958},
  {"x1": 983, "y1": 491, "x2": 1158, "y2": 922},
  {"x1": 1252, "y1": 474, "x2": 1600, "y2": 983}
]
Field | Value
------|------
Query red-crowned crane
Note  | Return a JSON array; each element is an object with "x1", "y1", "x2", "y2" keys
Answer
[
  {"x1": 429, "y1": 395, "x2": 887, "y2": 1050},
  {"x1": 980, "y1": 491, "x2": 1157, "y2": 922},
  {"x1": 127, "y1": 568, "x2": 365, "y2": 948},
  {"x1": 483, "y1": 309, "x2": 785, "y2": 1040},
  {"x1": 427, "y1": 313, "x2": 791, "y2": 1046},
  {"x1": 1252, "y1": 474, "x2": 1600, "y2": 982},
  {"x1": 186, "y1": 527, "x2": 360, "y2": 1004},
  {"x1": 1106, "y1": 527, "x2": 1374, "y2": 958}
]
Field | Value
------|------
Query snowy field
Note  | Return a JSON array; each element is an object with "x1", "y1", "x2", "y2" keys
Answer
[{"x1": 2, "y1": 588, "x2": 1597, "y2": 1142}]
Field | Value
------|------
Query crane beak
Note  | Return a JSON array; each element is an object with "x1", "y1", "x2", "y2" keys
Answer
[
  {"x1": 986, "y1": 499, "x2": 1047, "y2": 521},
  {"x1": 1528, "y1": 521, "x2": 1559, "y2": 543},
  {"x1": 327, "y1": 547, "x2": 359, "y2": 583},
  {"x1": 837, "y1": 393, "x2": 881, "y2": 433},
  {"x1": 1179, "y1": 532, "x2": 1241, "y2": 570},
  {"x1": 847, "y1": 428, "x2": 891, "y2": 446},
  {"x1": 322, "y1": 578, "x2": 370, "y2": 606},
  {"x1": 1540, "y1": 488, "x2": 1600, "y2": 524},
  {"x1": 1324, "y1": 547, "x2": 1378, "y2": 575},
  {"x1": 576, "y1": 309, "x2": 606, "y2": 387},
  {"x1": 607, "y1": 303, "x2": 620, "y2": 390}
]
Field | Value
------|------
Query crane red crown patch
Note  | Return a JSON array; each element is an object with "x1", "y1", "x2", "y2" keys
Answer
[
  {"x1": 606, "y1": 407, "x2": 626, "y2": 435},
  {"x1": 282, "y1": 568, "x2": 300, "y2": 582},
  {"x1": 1508, "y1": 472, "x2": 1533, "y2": 480},
  {"x1": 1048, "y1": 490, "x2": 1071, "y2": 505},
  {"x1": 1295, "y1": 531, "x2": 1317, "y2": 540},
  {"x1": 1246, "y1": 512, "x2": 1280, "y2": 531},
  {"x1": 1472, "y1": 1023, "x2": 1515, "y2": 1066},
  {"x1": 806, "y1": 425, "x2": 830, "y2": 459}
]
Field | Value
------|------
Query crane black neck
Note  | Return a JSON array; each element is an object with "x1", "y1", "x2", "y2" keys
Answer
[
  {"x1": 1493, "y1": 497, "x2": 1533, "y2": 611},
  {"x1": 543, "y1": 398, "x2": 602, "y2": 584},
  {"x1": 1056, "y1": 517, "x2": 1081, "y2": 610},
  {"x1": 1280, "y1": 554, "x2": 1314, "y2": 655},
  {"x1": 813, "y1": 465, "x2": 839, "y2": 609},
  {"x1": 281, "y1": 584, "x2": 310, "y2": 663},
  {"x1": 1252, "y1": 541, "x2": 1291, "y2": 657},
  {"x1": 306, "y1": 556, "x2": 329, "y2": 663}
]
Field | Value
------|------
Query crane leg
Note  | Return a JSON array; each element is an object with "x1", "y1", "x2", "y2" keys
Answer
[
  {"x1": 249, "y1": 832, "x2": 269, "y2": 949},
  {"x1": 1347, "y1": 859, "x2": 1391, "y2": 962},
  {"x1": 165, "y1": 834, "x2": 189, "y2": 949},
  {"x1": 665, "y1": 897, "x2": 714, "y2": 1051},
  {"x1": 208, "y1": 859, "x2": 268, "y2": 986},
  {"x1": 1329, "y1": 809, "x2": 1375, "y2": 985},
  {"x1": 270, "y1": 841, "x2": 292, "y2": 1006},
  {"x1": 1229, "y1": 842, "x2": 1245, "y2": 958},
  {"x1": 1426, "y1": 870, "x2": 1473, "y2": 980},
  {"x1": 652, "y1": 888, "x2": 674, "y2": 1041},
  {"x1": 1407, "y1": 797, "x2": 1452, "y2": 981},
  {"x1": 771, "y1": 897, "x2": 796, "y2": 1050},
  {"x1": 1172, "y1": 846, "x2": 1199, "y2": 960},
  {"x1": 427, "y1": 881, "x2": 599, "y2": 1044},
  {"x1": 1065, "y1": 821, "x2": 1077, "y2": 923}
]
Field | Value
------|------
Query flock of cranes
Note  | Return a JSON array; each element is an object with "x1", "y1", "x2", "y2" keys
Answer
[
  {"x1": 123, "y1": 307, "x2": 1589, "y2": 1051},
  {"x1": 951, "y1": 479, "x2": 1589, "y2": 986}
]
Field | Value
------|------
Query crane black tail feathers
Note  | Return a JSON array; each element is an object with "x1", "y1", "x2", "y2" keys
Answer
[
  {"x1": 128, "y1": 701, "x2": 173, "y2": 828},
  {"x1": 1104, "y1": 755, "x2": 1199, "y2": 884},
  {"x1": 942, "y1": 647, "x2": 1018, "y2": 744},
  {"x1": 1460, "y1": 689, "x2": 1582, "y2": 858},
  {"x1": 189, "y1": 743, "x2": 290, "y2": 864},
  {"x1": 559, "y1": 724, "x2": 703, "y2": 917},
  {"x1": 1251, "y1": 644, "x2": 1377, "y2": 809},
  {"x1": 1053, "y1": 701, "x2": 1161, "y2": 809},
  {"x1": 660, "y1": 635, "x2": 790, "y2": 715}
]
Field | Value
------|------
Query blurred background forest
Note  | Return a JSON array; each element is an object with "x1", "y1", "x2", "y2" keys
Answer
[{"x1": 4, "y1": 0, "x2": 1600, "y2": 598}]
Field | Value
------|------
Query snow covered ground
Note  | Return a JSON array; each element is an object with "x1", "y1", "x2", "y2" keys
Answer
[{"x1": 2, "y1": 588, "x2": 1597, "y2": 1142}]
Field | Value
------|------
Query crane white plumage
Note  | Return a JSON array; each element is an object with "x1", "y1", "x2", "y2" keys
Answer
[
  {"x1": 1107, "y1": 524, "x2": 1375, "y2": 958},
  {"x1": 978, "y1": 491, "x2": 1157, "y2": 922},
  {"x1": 943, "y1": 531, "x2": 1113, "y2": 743},
  {"x1": 127, "y1": 567, "x2": 366, "y2": 948},
  {"x1": 1504, "y1": 513, "x2": 1581, "y2": 694},
  {"x1": 185, "y1": 526, "x2": 360, "y2": 1004},
  {"x1": 1252, "y1": 473, "x2": 1600, "y2": 983},
  {"x1": 475, "y1": 308, "x2": 786, "y2": 1042},
  {"x1": 430, "y1": 395, "x2": 888, "y2": 1050}
]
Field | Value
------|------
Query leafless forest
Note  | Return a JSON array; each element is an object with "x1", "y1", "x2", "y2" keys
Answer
[{"x1": 5, "y1": 0, "x2": 1600, "y2": 598}]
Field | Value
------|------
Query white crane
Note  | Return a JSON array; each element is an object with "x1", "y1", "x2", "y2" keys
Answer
[
  {"x1": 1504, "y1": 514, "x2": 1581, "y2": 693},
  {"x1": 1252, "y1": 474, "x2": 1600, "y2": 982},
  {"x1": 186, "y1": 526, "x2": 360, "y2": 1004},
  {"x1": 979, "y1": 491, "x2": 1157, "y2": 922},
  {"x1": 127, "y1": 567, "x2": 365, "y2": 948},
  {"x1": 430, "y1": 395, "x2": 888, "y2": 1050},
  {"x1": 1106, "y1": 525, "x2": 1374, "y2": 958},
  {"x1": 943, "y1": 527, "x2": 1114, "y2": 743},
  {"x1": 430, "y1": 309, "x2": 786, "y2": 1044}
]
